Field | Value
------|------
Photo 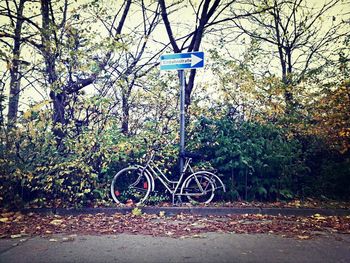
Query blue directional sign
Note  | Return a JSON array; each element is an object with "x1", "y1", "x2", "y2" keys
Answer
[{"x1": 160, "y1": 51, "x2": 204, "y2": 71}]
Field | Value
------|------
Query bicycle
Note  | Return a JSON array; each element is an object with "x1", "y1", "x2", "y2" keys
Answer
[{"x1": 110, "y1": 147, "x2": 226, "y2": 206}]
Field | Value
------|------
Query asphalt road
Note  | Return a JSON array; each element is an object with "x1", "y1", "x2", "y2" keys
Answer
[{"x1": 0, "y1": 233, "x2": 349, "y2": 263}]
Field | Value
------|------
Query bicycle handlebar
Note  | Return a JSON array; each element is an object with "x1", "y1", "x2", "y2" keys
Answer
[{"x1": 180, "y1": 151, "x2": 209, "y2": 161}]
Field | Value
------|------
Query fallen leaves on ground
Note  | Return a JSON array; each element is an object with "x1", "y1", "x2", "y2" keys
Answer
[
  {"x1": 156, "y1": 199, "x2": 350, "y2": 209},
  {"x1": 0, "y1": 211, "x2": 349, "y2": 240},
  {"x1": 21, "y1": 198, "x2": 350, "y2": 210},
  {"x1": 0, "y1": 212, "x2": 350, "y2": 240}
]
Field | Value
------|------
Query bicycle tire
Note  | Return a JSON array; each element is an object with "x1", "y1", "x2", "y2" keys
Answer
[{"x1": 110, "y1": 166, "x2": 151, "y2": 206}]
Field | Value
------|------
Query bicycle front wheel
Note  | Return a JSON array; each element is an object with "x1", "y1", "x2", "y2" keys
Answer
[
  {"x1": 110, "y1": 166, "x2": 151, "y2": 206},
  {"x1": 181, "y1": 173, "x2": 215, "y2": 204}
]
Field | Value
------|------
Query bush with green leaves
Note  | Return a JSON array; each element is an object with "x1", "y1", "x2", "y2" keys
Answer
[
  {"x1": 1, "y1": 99, "x2": 349, "y2": 209},
  {"x1": 0, "y1": 100, "x2": 125, "y2": 208},
  {"x1": 297, "y1": 135, "x2": 350, "y2": 200},
  {"x1": 190, "y1": 115, "x2": 308, "y2": 201}
]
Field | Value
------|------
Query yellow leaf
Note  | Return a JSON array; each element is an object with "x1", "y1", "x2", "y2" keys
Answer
[
  {"x1": 11, "y1": 234, "x2": 22, "y2": 239},
  {"x1": 131, "y1": 207, "x2": 142, "y2": 216},
  {"x1": 313, "y1": 214, "x2": 326, "y2": 220},
  {"x1": 297, "y1": 235, "x2": 310, "y2": 240},
  {"x1": 191, "y1": 234, "x2": 207, "y2": 238},
  {"x1": 0, "y1": 217, "x2": 9, "y2": 223},
  {"x1": 49, "y1": 219, "x2": 63, "y2": 226},
  {"x1": 23, "y1": 110, "x2": 32, "y2": 119}
]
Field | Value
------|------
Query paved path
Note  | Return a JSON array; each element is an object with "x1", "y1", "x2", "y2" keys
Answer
[{"x1": 1, "y1": 233, "x2": 349, "y2": 263}]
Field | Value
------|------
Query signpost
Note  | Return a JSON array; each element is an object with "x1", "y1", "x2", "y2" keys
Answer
[
  {"x1": 160, "y1": 52, "x2": 204, "y2": 71},
  {"x1": 160, "y1": 51, "x2": 205, "y2": 178}
]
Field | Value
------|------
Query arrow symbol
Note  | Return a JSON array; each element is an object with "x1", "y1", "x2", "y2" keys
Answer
[
  {"x1": 160, "y1": 51, "x2": 204, "y2": 71},
  {"x1": 191, "y1": 54, "x2": 203, "y2": 67}
]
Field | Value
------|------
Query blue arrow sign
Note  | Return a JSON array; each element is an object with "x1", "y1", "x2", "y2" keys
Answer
[{"x1": 160, "y1": 51, "x2": 204, "y2": 71}]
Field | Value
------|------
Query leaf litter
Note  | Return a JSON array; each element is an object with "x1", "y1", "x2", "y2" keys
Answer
[{"x1": 0, "y1": 210, "x2": 349, "y2": 240}]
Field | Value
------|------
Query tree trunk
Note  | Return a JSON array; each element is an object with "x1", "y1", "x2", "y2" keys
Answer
[
  {"x1": 7, "y1": 0, "x2": 26, "y2": 129},
  {"x1": 0, "y1": 77, "x2": 5, "y2": 132},
  {"x1": 284, "y1": 47, "x2": 294, "y2": 112},
  {"x1": 7, "y1": 59, "x2": 22, "y2": 128},
  {"x1": 121, "y1": 93, "x2": 129, "y2": 135},
  {"x1": 41, "y1": 0, "x2": 67, "y2": 143},
  {"x1": 273, "y1": 2, "x2": 294, "y2": 113}
]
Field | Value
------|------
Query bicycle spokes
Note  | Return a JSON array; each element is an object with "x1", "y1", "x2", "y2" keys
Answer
[
  {"x1": 111, "y1": 167, "x2": 151, "y2": 205},
  {"x1": 182, "y1": 174, "x2": 215, "y2": 203}
]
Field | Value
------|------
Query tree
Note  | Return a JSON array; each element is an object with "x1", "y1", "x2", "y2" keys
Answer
[
  {"x1": 231, "y1": 0, "x2": 349, "y2": 112},
  {"x1": 93, "y1": 0, "x2": 164, "y2": 134},
  {"x1": 158, "y1": 0, "x2": 228, "y2": 106},
  {"x1": 306, "y1": 36, "x2": 350, "y2": 154},
  {"x1": 38, "y1": 0, "x2": 132, "y2": 142},
  {"x1": 158, "y1": 0, "x2": 270, "y2": 107},
  {"x1": 0, "y1": 0, "x2": 31, "y2": 129}
]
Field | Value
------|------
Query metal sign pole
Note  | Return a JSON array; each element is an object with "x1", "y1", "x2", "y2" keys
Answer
[
  {"x1": 159, "y1": 51, "x2": 204, "y2": 183},
  {"x1": 179, "y1": 69, "x2": 185, "y2": 176}
]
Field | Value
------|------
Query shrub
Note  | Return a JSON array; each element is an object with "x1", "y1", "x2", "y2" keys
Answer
[{"x1": 190, "y1": 116, "x2": 308, "y2": 201}]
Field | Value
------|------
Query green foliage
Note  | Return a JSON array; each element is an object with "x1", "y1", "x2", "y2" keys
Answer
[
  {"x1": 298, "y1": 135, "x2": 350, "y2": 200},
  {"x1": 145, "y1": 192, "x2": 169, "y2": 205},
  {"x1": 1, "y1": 0, "x2": 349, "y2": 209},
  {"x1": 0, "y1": 100, "x2": 123, "y2": 208},
  {"x1": 131, "y1": 207, "x2": 142, "y2": 216},
  {"x1": 190, "y1": 116, "x2": 306, "y2": 201},
  {"x1": 2, "y1": 96, "x2": 348, "y2": 208}
]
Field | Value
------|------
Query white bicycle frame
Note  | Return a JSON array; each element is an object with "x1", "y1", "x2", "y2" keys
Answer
[{"x1": 140, "y1": 151, "x2": 225, "y2": 204}]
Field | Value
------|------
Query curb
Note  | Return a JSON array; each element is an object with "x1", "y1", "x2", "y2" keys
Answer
[{"x1": 22, "y1": 206, "x2": 350, "y2": 217}]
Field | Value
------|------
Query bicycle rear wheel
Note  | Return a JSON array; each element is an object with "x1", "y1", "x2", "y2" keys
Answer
[
  {"x1": 110, "y1": 166, "x2": 151, "y2": 206},
  {"x1": 181, "y1": 173, "x2": 215, "y2": 204}
]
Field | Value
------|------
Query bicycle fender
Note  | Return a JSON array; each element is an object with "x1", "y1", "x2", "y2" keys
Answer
[{"x1": 188, "y1": 171, "x2": 226, "y2": 192}]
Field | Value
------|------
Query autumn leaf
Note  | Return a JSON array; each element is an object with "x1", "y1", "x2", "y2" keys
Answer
[
  {"x1": 131, "y1": 208, "x2": 142, "y2": 216},
  {"x1": 297, "y1": 235, "x2": 311, "y2": 240},
  {"x1": 11, "y1": 234, "x2": 22, "y2": 239},
  {"x1": 50, "y1": 219, "x2": 63, "y2": 226},
  {"x1": 191, "y1": 234, "x2": 207, "y2": 238},
  {"x1": 0, "y1": 218, "x2": 9, "y2": 223},
  {"x1": 1, "y1": 212, "x2": 14, "y2": 218},
  {"x1": 126, "y1": 199, "x2": 134, "y2": 207},
  {"x1": 159, "y1": 211, "x2": 166, "y2": 218},
  {"x1": 62, "y1": 237, "x2": 75, "y2": 242},
  {"x1": 312, "y1": 214, "x2": 326, "y2": 220},
  {"x1": 165, "y1": 231, "x2": 174, "y2": 236}
]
